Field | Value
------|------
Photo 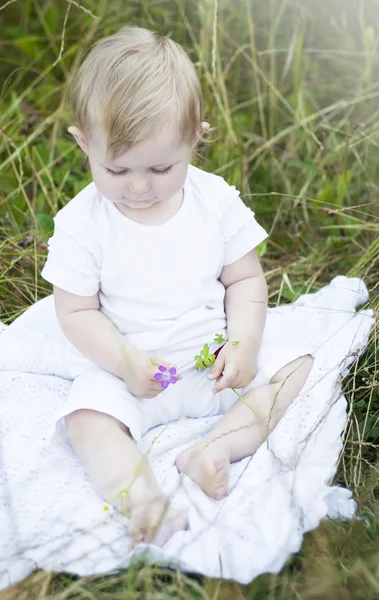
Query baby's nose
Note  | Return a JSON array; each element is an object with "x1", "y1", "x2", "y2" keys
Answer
[{"x1": 128, "y1": 177, "x2": 151, "y2": 194}]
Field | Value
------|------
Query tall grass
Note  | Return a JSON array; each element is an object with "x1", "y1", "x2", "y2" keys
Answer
[{"x1": 1, "y1": 0, "x2": 379, "y2": 597}]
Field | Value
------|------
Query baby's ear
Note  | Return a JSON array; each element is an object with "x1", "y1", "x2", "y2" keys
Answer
[{"x1": 68, "y1": 126, "x2": 89, "y2": 154}]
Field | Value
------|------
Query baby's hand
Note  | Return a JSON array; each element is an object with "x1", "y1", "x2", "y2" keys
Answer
[
  {"x1": 208, "y1": 341, "x2": 257, "y2": 394},
  {"x1": 122, "y1": 349, "x2": 182, "y2": 399}
]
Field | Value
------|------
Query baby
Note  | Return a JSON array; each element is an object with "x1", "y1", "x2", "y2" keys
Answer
[{"x1": 41, "y1": 26, "x2": 313, "y2": 547}]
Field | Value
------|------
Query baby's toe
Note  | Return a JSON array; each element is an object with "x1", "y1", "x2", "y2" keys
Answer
[
  {"x1": 129, "y1": 499, "x2": 187, "y2": 548},
  {"x1": 151, "y1": 508, "x2": 188, "y2": 547},
  {"x1": 210, "y1": 458, "x2": 230, "y2": 499}
]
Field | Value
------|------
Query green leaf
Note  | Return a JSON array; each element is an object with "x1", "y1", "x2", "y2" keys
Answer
[
  {"x1": 214, "y1": 333, "x2": 227, "y2": 344},
  {"x1": 317, "y1": 184, "x2": 335, "y2": 205},
  {"x1": 194, "y1": 344, "x2": 216, "y2": 370},
  {"x1": 0, "y1": 172, "x2": 19, "y2": 196},
  {"x1": 256, "y1": 239, "x2": 267, "y2": 258},
  {"x1": 43, "y1": 4, "x2": 60, "y2": 33},
  {"x1": 194, "y1": 354, "x2": 206, "y2": 370},
  {"x1": 36, "y1": 213, "x2": 54, "y2": 233},
  {"x1": 336, "y1": 171, "x2": 351, "y2": 207},
  {"x1": 201, "y1": 344, "x2": 209, "y2": 358},
  {"x1": 355, "y1": 400, "x2": 366, "y2": 408},
  {"x1": 14, "y1": 35, "x2": 40, "y2": 58},
  {"x1": 368, "y1": 426, "x2": 379, "y2": 439},
  {"x1": 33, "y1": 141, "x2": 51, "y2": 166},
  {"x1": 73, "y1": 175, "x2": 92, "y2": 197}
]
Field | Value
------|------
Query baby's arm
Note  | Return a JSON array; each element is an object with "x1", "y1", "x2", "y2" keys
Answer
[
  {"x1": 221, "y1": 249, "x2": 267, "y2": 353},
  {"x1": 208, "y1": 249, "x2": 267, "y2": 392},
  {"x1": 53, "y1": 286, "x2": 178, "y2": 398}
]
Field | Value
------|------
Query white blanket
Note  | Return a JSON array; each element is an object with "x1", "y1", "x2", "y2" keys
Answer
[{"x1": 0, "y1": 276, "x2": 373, "y2": 589}]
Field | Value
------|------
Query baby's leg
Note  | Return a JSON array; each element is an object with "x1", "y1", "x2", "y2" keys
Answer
[
  {"x1": 66, "y1": 409, "x2": 187, "y2": 546},
  {"x1": 176, "y1": 355, "x2": 313, "y2": 499}
]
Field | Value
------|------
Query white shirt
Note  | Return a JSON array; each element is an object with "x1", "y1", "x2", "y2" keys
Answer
[{"x1": 41, "y1": 165, "x2": 268, "y2": 358}]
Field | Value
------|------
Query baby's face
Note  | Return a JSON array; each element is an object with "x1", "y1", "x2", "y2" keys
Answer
[{"x1": 86, "y1": 124, "x2": 192, "y2": 211}]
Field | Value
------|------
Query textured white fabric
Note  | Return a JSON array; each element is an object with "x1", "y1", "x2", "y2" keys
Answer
[
  {"x1": 0, "y1": 276, "x2": 373, "y2": 589},
  {"x1": 41, "y1": 165, "x2": 268, "y2": 356},
  {"x1": 51, "y1": 323, "x2": 313, "y2": 455},
  {"x1": 46, "y1": 269, "x2": 319, "y2": 452}
]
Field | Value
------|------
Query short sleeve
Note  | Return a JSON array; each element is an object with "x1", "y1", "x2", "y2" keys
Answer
[
  {"x1": 41, "y1": 215, "x2": 101, "y2": 296},
  {"x1": 220, "y1": 183, "x2": 268, "y2": 265}
]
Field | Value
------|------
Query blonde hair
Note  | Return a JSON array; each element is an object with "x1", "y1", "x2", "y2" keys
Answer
[{"x1": 69, "y1": 27, "x2": 203, "y2": 159}]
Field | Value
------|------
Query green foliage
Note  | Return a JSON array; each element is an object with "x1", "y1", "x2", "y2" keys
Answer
[
  {"x1": 213, "y1": 333, "x2": 227, "y2": 344},
  {"x1": 193, "y1": 335, "x2": 236, "y2": 370},
  {"x1": 35, "y1": 212, "x2": 54, "y2": 234},
  {"x1": 194, "y1": 343, "x2": 216, "y2": 370},
  {"x1": 343, "y1": 337, "x2": 379, "y2": 462}
]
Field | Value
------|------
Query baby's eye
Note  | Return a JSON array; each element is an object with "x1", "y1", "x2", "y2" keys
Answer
[
  {"x1": 105, "y1": 168, "x2": 128, "y2": 177},
  {"x1": 151, "y1": 165, "x2": 174, "y2": 176}
]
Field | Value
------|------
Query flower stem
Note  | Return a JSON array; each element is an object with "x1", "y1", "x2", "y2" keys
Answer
[{"x1": 232, "y1": 387, "x2": 259, "y2": 416}]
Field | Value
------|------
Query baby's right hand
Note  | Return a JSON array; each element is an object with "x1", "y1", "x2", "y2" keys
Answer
[{"x1": 121, "y1": 348, "x2": 181, "y2": 399}]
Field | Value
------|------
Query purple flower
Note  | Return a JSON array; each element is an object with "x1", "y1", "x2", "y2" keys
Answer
[{"x1": 154, "y1": 365, "x2": 178, "y2": 389}]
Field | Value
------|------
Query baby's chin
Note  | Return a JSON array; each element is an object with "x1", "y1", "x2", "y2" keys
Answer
[{"x1": 119, "y1": 198, "x2": 158, "y2": 209}]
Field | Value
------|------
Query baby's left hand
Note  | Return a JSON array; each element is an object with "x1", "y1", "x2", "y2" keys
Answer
[{"x1": 208, "y1": 341, "x2": 257, "y2": 393}]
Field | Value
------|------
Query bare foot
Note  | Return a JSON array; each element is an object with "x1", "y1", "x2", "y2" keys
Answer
[
  {"x1": 176, "y1": 442, "x2": 230, "y2": 500},
  {"x1": 128, "y1": 495, "x2": 187, "y2": 548}
]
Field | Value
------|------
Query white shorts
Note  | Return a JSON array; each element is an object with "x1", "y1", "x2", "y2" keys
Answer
[{"x1": 52, "y1": 334, "x2": 314, "y2": 458}]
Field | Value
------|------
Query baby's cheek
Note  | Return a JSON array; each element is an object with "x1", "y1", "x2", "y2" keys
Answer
[
  {"x1": 167, "y1": 169, "x2": 188, "y2": 195},
  {"x1": 156, "y1": 177, "x2": 178, "y2": 199},
  {"x1": 95, "y1": 175, "x2": 120, "y2": 202}
]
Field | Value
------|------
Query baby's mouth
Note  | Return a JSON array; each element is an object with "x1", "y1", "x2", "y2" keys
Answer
[{"x1": 122, "y1": 197, "x2": 154, "y2": 203}]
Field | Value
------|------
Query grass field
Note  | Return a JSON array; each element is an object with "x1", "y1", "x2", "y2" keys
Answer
[{"x1": 1, "y1": 0, "x2": 379, "y2": 597}]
